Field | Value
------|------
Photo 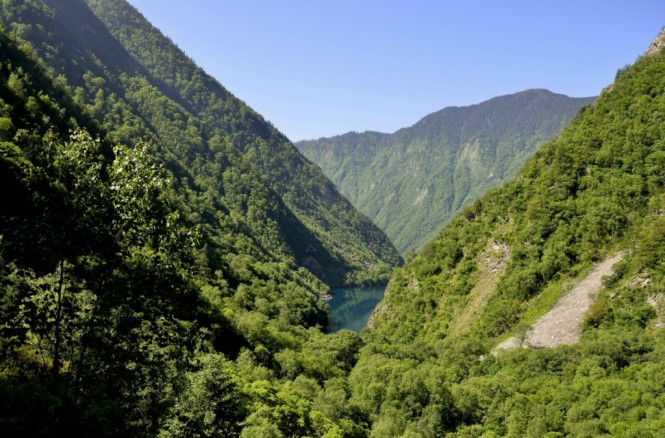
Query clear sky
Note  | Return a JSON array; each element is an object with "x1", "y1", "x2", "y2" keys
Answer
[{"x1": 128, "y1": 0, "x2": 664, "y2": 141}]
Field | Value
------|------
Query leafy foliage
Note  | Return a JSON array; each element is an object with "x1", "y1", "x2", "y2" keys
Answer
[
  {"x1": 0, "y1": 11, "x2": 351, "y2": 437},
  {"x1": 2, "y1": 0, "x2": 399, "y2": 287},
  {"x1": 2, "y1": 1, "x2": 665, "y2": 437},
  {"x1": 347, "y1": 33, "x2": 665, "y2": 436},
  {"x1": 0, "y1": 3, "x2": 394, "y2": 435}
]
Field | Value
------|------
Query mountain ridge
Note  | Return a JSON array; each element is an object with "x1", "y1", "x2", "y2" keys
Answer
[
  {"x1": 344, "y1": 28, "x2": 665, "y2": 435},
  {"x1": 2, "y1": 3, "x2": 664, "y2": 436},
  {"x1": 2, "y1": 0, "x2": 401, "y2": 286},
  {"x1": 297, "y1": 89, "x2": 595, "y2": 253}
]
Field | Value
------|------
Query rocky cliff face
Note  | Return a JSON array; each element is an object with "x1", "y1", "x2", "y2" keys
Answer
[{"x1": 645, "y1": 26, "x2": 665, "y2": 56}]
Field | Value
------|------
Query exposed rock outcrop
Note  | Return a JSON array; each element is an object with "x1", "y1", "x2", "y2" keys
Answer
[
  {"x1": 493, "y1": 252, "x2": 624, "y2": 352},
  {"x1": 645, "y1": 26, "x2": 665, "y2": 56}
]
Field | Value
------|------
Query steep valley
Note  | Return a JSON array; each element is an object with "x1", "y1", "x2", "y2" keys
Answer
[{"x1": 1, "y1": 1, "x2": 664, "y2": 436}]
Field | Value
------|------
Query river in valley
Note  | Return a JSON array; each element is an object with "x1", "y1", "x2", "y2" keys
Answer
[{"x1": 325, "y1": 285, "x2": 386, "y2": 333}]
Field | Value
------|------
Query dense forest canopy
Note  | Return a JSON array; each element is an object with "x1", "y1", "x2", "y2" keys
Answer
[
  {"x1": 351, "y1": 27, "x2": 665, "y2": 436},
  {"x1": 0, "y1": 0, "x2": 400, "y2": 288},
  {"x1": 1, "y1": 0, "x2": 665, "y2": 436},
  {"x1": 0, "y1": 0, "x2": 391, "y2": 435}
]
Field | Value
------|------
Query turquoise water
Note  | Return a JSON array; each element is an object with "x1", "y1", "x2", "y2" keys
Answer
[{"x1": 325, "y1": 285, "x2": 386, "y2": 333}]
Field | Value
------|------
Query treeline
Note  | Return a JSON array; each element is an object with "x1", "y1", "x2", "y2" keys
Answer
[{"x1": 0, "y1": 1, "x2": 397, "y2": 435}]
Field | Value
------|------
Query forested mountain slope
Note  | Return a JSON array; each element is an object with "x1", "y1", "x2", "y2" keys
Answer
[
  {"x1": 0, "y1": 17, "x2": 368, "y2": 438},
  {"x1": 3, "y1": 1, "x2": 665, "y2": 435},
  {"x1": 345, "y1": 27, "x2": 665, "y2": 436},
  {"x1": 297, "y1": 90, "x2": 594, "y2": 253},
  {"x1": 0, "y1": 0, "x2": 400, "y2": 287}
]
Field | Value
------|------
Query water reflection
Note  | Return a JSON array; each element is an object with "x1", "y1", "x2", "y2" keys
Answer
[{"x1": 325, "y1": 285, "x2": 386, "y2": 333}]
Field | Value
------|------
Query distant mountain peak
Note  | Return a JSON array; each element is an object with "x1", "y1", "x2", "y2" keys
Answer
[{"x1": 297, "y1": 90, "x2": 594, "y2": 253}]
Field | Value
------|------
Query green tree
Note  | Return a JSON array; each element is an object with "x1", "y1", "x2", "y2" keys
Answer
[{"x1": 160, "y1": 354, "x2": 247, "y2": 438}]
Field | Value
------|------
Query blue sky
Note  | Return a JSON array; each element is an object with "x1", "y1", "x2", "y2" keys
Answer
[{"x1": 128, "y1": 0, "x2": 664, "y2": 141}]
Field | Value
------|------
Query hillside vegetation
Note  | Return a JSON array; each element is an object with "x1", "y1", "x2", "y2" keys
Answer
[
  {"x1": 0, "y1": 1, "x2": 390, "y2": 436},
  {"x1": 2, "y1": 0, "x2": 665, "y2": 436},
  {"x1": 0, "y1": 19, "x2": 368, "y2": 437},
  {"x1": 297, "y1": 90, "x2": 593, "y2": 253},
  {"x1": 349, "y1": 28, "x2": 665, "y2": 436},
  {"x1": 0, "y1": 0, "x2": 400, "y2": 287}
]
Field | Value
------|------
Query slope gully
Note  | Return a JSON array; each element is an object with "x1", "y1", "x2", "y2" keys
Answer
[{"x1": 494, "y1": 252, "x2": 624, "y2": 352}]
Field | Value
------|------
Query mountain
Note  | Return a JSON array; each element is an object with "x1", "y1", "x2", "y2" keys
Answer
[
  {"x1": 0, "y1": 10, "x2": 370, "y2": 435},
  {"x1": 0, "y1": 0, "x2": 400, "y2": 287},
  {"x1": 0, "y1": 27, "x2": 256, "y2": 435},
  {"x1": 2, "y1": 1, "x2": 664, "y2": 436},
  {"x1": 346, "y1": 27, "x2": 665, "y2": 436},
  {"x1": 296, "y1": 90, "x2": 595, "y2": 253},
  {"x1": 0, "y1": 1, "x2": 393, "y2": 435}
]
